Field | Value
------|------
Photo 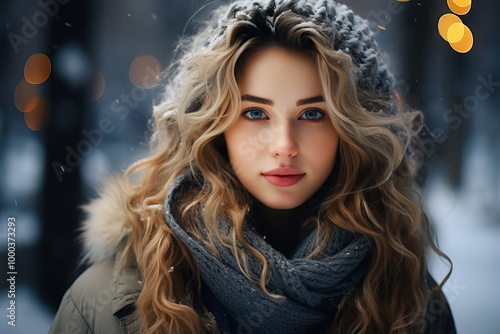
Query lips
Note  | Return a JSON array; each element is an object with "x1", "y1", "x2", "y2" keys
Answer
[{"x1": 261, "y1": 167, "x2": 305, "y2": 187}]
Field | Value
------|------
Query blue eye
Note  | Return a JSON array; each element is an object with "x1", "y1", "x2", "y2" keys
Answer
[
  {"x1": 243, "y1": 108, "x2": 268, "y2": 120},
  {"x1": 299, "y1": 109, "x2": 324, "y2": 120}
]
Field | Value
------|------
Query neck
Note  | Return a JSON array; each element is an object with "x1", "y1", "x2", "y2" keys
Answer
[
  {"x1": 248, "y1": 166, "x2": 338, "y2": 257},
  {"x1": 249, "y1": 196, "x2": 321, "y2": 258}
]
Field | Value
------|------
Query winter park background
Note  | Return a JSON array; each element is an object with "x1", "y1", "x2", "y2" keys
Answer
[{"x1": 1, "y1": 0, "x2": 499, "y2": 333}]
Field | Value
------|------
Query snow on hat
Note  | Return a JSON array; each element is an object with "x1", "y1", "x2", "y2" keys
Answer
[{"x1": 202, "y1": 0, "x2": 394, "y2": 96}]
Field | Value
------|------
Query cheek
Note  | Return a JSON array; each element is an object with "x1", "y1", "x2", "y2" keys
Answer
[
  {"x1": 224, "y1": 126, "x2": 257, "y2": 173},
  {"x1": 304, "y1": 130, "x2": 339, "y2": 163}
]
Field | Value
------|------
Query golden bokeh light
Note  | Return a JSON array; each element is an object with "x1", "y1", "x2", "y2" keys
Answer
[
  {"x1": 452, "y1": 0, "x2": 472, "y2": 6},
  {"x1": 439, "y1": 0, "x2": 473, "y2": 53},
  {"x1": 450, "y1": 24, "x2": 473, "y2": 53},
  {"x1": 24, "y1": 53, "x2": 51, "y2": 84},
  {"x1": 91, "y1": 71, "x2": 106, "y2": 101},
  {"x1": 129, "y1": 55, "x2": 161, "y2": 89},
  {"x1": 438, "y1": 13, "x2": 462, "y2": 41},
  {"x1": 14, "y1": 79, "x2": 40, "y2": 113},
  {"x1": 377, "y1": 25, "x2": 386, "y2": 31},
  {"x1": 396, "y1": 0, "x2": 410, "y2": 2},
  {"x1": 447, "y1": 22, "x2": 465, "y2": 44},
  {"x1": 447, "y1": 0, "x2": 472, "y2": 15},
  {"x1": 24, "y1": 97, "x2": 51, "y2": 131}
]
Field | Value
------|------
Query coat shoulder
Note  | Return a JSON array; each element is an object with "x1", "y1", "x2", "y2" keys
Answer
[
  {"x1": 49, "y1": 255, "x2": 122, "y2": 334},
  {"x1": 423, "y1": 274, "x2": 457, "y2": 334}
]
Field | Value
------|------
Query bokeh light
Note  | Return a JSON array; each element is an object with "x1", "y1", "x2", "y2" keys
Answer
[
  {"x1": 91, "y1": 71, "x2": 106, "y2": 101},
  {"x1": 24, "y1": 97, "x2": 51, "y2": 131},
  {"x1": 437, "y1": 11, "x2": 473, "y2": 53},
  {"x1": 53, "y1": 43, "x2": 92, "y2": 88},
  {"x1": 447, "y1": 0, "x2": 472, "y2": 15},
  {"x1": 24, "y1": 53, "x2": 52, "y2": 84},
  {"x1": 450, "y1": 24, "x2": 473, "y2": 53},
  {"x1": 438, "y1": 13, "x2": 462, "y2": 42},
  {"x1": 452, "y1": 0, "x2": 472, "y2": 6},
  {"x1": 14, "y1": 79, "x2": 40, "y2": 113},
  {"x1": 447, "y1": 22, "x2": 465, "y2": 44},
  {"x1": 129, "y1": 55, "x2": 161, "y2": 89}
]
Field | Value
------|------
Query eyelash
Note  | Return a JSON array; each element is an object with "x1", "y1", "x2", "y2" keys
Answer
[
  {"x1": 298, "y1": 108, "x2": 325, "y2": 121},
  {"x1": 242, "y1": 108, "x2": 269, "y2": 121},
  {"x1": 241, "y1": 107, "x2": 326, "y2": 121}
]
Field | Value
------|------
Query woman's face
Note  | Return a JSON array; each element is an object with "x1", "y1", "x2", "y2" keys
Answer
[{"x1": 224, "y1": 47, "x2": 339, "y2": 209}]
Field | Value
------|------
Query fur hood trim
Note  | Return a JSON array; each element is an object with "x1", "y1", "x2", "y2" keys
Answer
[{"x1": 79, "y1": 177, "x2": 133, "y2": 264}]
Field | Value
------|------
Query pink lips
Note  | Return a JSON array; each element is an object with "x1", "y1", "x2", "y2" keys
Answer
[{"x1": 261, "y1": 167, "x2": 305, "y2": 187}]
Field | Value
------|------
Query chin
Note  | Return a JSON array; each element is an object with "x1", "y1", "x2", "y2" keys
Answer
[{"x1": 259, "y1": 197, "x2": 306, "y2": 210}]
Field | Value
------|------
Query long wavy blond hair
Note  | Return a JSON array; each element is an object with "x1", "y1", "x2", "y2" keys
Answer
[{"x1": 104, "y1": 1, "x2": 452, "y2": 333}]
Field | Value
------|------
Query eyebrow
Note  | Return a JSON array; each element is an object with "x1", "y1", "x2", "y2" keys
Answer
[
  {"x1": 241, "y1": 95, "x2": 273, "y2": 105},
  {"x1": 297, "y1": 96, "x2": 325, "y2": 106},
  {"x1": 240, "y1": 94, "x2": 324, "y2": 106}
]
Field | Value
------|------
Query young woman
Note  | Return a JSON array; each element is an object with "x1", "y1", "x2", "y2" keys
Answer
[{"x1": 50, "y1": 0, "x2": 456, "y2": 333}]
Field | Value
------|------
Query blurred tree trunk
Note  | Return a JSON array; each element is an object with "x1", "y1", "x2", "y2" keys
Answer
[
  {"x1": 397, "y1": 0, "x2": 465, "y2": 189},
  {"x1": 39, "y1": 0, "x2": 92, "y2": 310}
]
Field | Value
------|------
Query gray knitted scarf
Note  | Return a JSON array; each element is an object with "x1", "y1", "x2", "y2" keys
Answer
[{"x1": 165, "y1": 174, "x2": 370, "y2": 333}]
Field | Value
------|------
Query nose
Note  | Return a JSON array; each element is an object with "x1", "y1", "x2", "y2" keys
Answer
[{"x1": 269, "y1": 122, "x2": 299, "y2": 158}]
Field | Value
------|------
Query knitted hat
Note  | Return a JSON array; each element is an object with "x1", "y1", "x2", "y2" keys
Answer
[{"x1": 202, "y1": 0, "x2": 394, "y2": 96}]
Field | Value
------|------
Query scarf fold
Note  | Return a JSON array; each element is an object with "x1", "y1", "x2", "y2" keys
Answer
[{"x1": 165, "y1": 173, "x2": 370, "y2": 333}]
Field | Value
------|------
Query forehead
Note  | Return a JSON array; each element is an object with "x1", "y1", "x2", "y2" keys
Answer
[{"x1": 237, "y1": 47, "x2": 323, "y2": 98}]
